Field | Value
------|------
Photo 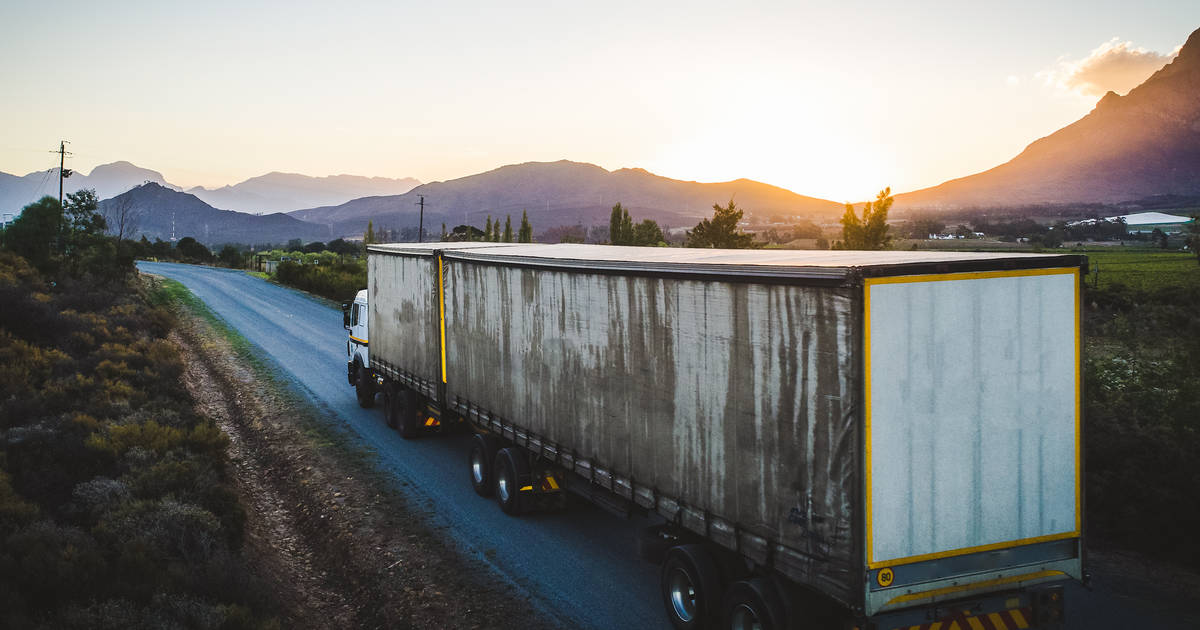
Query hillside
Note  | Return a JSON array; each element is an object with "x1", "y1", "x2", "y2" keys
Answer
[
  {"x1": 897, "y1": 27, "x2": 1200, "y2": 209},
  {"x1": 288, "y1": 160, "x2": 844, "y2": 237},
  {"x1": 99, "y1": 182, "x2": 330, "y2": 244},
  {"x1": 188, "y1": 171, "x2": 420, "y2": 213}
]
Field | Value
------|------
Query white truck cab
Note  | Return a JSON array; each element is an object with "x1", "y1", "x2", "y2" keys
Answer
[{"x1": 342, "y1": 289, "x2": 374, "y2": 407}]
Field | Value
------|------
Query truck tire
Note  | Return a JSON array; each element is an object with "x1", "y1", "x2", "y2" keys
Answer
[
  {"x1": 469, "y1": 433, "x2": 504, "y2": 497},
  {"x1": 383, "y1": 385, "x2": 399, "y2": 428},
  {"x1": 661, "y1": 544, "x2": 722, "y2": 630},
  {"x1": 494, "y1": 447, "x2": 530, "y2": 515},
  {"x1": 397, "y1": 389, "x2": 420, "y2": 439},
  {"x1": 720, "y1": 577, "x2": 786, "y2": 630},
  {"x1": 355, "y1": 362, "x2": 375, "y2": 408}
]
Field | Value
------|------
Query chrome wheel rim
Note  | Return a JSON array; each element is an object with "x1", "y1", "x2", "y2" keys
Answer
[
  {"x1": 730, "y1": 603, "x2": 762, "y2": 630},
  {"x1": 471, "y1": 450, "x2": 485, "y2": 484},
  {"x1": 667, "y1": 567, "x2": 697, "y2": 622},
  {"x1": 497, "y1": 467, "x2": 510, "y2": 502}
]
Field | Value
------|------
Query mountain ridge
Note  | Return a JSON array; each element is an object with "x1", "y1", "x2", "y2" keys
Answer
[
  {"x1": 896, "y1": 26, "x2": 1200, "y2": 209},
  {"x1": 287, "y1": 159, "x2": 845, "y2": 237},
  {"x1": 97, "y1": 183, "x2": 331, "y2": 244}
]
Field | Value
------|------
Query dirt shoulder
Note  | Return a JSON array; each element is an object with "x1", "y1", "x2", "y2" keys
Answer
[{"x1": 170, "y1": 287, "x2": 558, "y2": 630}]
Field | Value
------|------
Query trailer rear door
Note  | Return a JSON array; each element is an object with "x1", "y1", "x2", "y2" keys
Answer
[{"x1": 864, "y1": 268, "x2": 1080, "y2": 576}]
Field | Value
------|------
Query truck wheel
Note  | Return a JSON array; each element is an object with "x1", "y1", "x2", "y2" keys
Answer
[
  {"x1": 661, "y1": 545, "x2": 722, "y2": 630},
  {"x1": 383, "y1": 385, "x2": 399, "y2": 428},
  {"x1": 494, "y1": 447, "x2": 530, "y2": 515},
  {"x1": 397, "y1": 389, "x2": 420, "y2": 439},
  {"x1": 355, "y1": 362, "x2": 375, "y2": 408},
  {"x1": 720, "y1": 577, "x2": 786, "y2": 630},
  {"x1": 469, "y1": 433, "x2": 503, "y2": 497}
]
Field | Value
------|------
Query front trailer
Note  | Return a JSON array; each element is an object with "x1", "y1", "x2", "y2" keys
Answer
[{"x1": 354, "y1": 243, "x2": 1086, "y2": 630}]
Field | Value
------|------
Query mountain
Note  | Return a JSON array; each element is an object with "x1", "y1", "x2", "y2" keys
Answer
[
  {"x1": 0, "y1": 161, "x2": 420, "y2": 217},
  {"x1": 98, "y1": 183, "x2": 331, "y2": 245},
  {"x1": 188, "y1": 172, "x2": 420, "y2": 214},
  {"x1": 897, "y1": 27, "x2": 1200, "y2": 209},
  {"x1": 288, "y1": 160, "x2": 844, "y2": 237},
  {"x1": 1, "y1": 161, "x2": 175, "y2": 215}
]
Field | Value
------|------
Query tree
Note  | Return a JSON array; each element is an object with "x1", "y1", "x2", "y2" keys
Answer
[
  {"x1": 217, "y1": 245, "x2": 243, "y2": 268},
  {"x1": 609, "y1": 203, "x2": 634, "y2": 245},
  {"x1": 104, "y1": 194, "x2": 141, "y2": 241},
  {"x1": 302, "y1": 241, "x2": 326, "y2": 253},
  {"x1": 502, "y1": 215, "x2": 514, "y2": 242},
  {"x1": 1188, "y1": 215, "x2": 1200, "y2": 265},
  {"x1": 484, "y1": 216, "x2": 493, "y2": 241},
  {"x1": 62, "y1": 189, "x2": 106, "y2": 258},
  {"x1": 441, "y1": 223, "x2": 447, "y2": 241},
  {"x1": 518, "y1": 210, "x2": 533, "y2": 243},
  {"x1": 327, "y1": 238, "x2": 359, "y2": 257},
  {"x1": 632, "y1": 219, "x2": 665, "y2": 246},
  {"x1": 492, "y1": 218, "x2": 501, "y2": 242},
  {"x1": 1, "y1": 196, "x2": 62, "y2": 271},
  {"x1": 1151, "y1": 228, "x2": 1168, "y2": 249},
  {"x1": 176, "y1": 237, "x2": 212, "y2": 262},
  {"x1": 364, "y1": 221, "x2": 376, "y2": 245},
  {"x1": 686, "y1": 199, "x2": 755, "y2": 249},
  {"x1": 906, "y1": 218, "x2": 945, "y2": 239},
  {"x1": 833, "y1": 188, "x2": 893, "y2": 250}
]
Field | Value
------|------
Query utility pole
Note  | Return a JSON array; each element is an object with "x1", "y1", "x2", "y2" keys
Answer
[
  {"x1": 416, "y1": 195, "x2": 426, "y2": 243},
  {"x1": 49, "y1": 139, "x2": 72, "y2": 206},
  {"x1": 53, "y1": 140, "x2": 72, "y2": 207}
]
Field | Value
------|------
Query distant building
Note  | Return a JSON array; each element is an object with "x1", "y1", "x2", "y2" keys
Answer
[{"x1": 1110, "y1": 211, "x2": 1195, "y2": 234}]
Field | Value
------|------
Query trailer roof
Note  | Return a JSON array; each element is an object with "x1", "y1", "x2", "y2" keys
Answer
[
  {"x1": 368, "y1": 242, "x2": 527, "y2": 255},
  {"x1": 440, "y1": 244, "x2": 1085, "y2": 283}
]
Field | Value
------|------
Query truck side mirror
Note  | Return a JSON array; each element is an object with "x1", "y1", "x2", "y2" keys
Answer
[{"x1": 341, "y1": 301, "x2": 352, "y2": 330}]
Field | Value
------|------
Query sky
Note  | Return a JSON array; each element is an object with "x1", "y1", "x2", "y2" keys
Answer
[{"x1": 1, "y1": 1, "x2": 1197, "y2": 202}]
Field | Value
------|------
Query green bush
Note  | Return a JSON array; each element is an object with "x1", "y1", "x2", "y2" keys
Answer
[
  {"x1": 1083, "y1": 280, "x2": 1200, "y2": 563},
  {"x1": 274, "y1": 260, "x2": 366, "y2": 302},
  {"x1": 0, "y1": 246, "x2": 272, "y2": 626}
]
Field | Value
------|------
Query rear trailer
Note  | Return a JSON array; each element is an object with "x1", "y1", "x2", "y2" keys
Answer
[{"x1": 361, "y1": 243, "x2": 1085, "y2": 630}]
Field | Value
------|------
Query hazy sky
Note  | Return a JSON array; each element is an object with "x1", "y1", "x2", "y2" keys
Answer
[{"x1": 1, "y1": 1, "x2": 1196, "y2": 201}]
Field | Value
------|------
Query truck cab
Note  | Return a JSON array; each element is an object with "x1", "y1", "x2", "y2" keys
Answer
[{"x1": 343, "y1": 289, "x2": 373, "y2": 407}]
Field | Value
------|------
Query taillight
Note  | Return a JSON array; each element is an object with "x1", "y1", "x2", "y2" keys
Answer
[{"x1": 1032, "y1": 585, "x2": 1065, "y2": 627}]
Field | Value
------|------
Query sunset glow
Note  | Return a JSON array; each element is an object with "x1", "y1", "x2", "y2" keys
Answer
[{"x1": 1, "y1": 0, "x2": 1196, "y2": 201}]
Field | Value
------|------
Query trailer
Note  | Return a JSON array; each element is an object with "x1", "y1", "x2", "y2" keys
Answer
[{"x1": 344, "y1": 242, "x2": 1086, "y2": 630}]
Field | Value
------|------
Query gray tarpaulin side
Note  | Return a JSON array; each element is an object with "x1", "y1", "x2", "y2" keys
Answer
[
  {"x1": 443, "y1": 258, "x2": 861, "y2": 602},
  {"x1": 368, "y1": 252, "x2": 440, "y2": 386}
]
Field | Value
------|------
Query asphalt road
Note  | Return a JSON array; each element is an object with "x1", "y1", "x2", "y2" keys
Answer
[
  {"x1": 138, "y1": 262, "x2": 1199, "y2": 630},
  {"x1": 139, "y1": 262, "x2": 668, "y2": 630}
]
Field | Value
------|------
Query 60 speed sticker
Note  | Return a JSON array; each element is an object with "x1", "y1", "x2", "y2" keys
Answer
[{"x1": 877, "y1": 567, "x2": 894, "y2": 587}]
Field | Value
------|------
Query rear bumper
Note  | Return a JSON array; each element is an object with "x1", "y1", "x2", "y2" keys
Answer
[{"x1": 868, "y1": 580, "x2": 1066, "y2": 630}]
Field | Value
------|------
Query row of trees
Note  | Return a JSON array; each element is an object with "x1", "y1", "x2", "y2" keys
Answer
[{"x1": 609, "y1": 203, "x2": 666, "y2": 246}]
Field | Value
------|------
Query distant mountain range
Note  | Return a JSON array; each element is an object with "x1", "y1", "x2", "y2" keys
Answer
[
  {"x1": 98, "y1": 183, "x2": 331, "y2": 244},
  {"x1": 897, "y1": 26, "x2": 1200, "y2": 209},
  {"x1": 186, "y1": 172, "x2": 420, "y2": 214},
  {"x1": 287, "y1": 160, "x2": 845, "y2": 237},
  {"x1": 0, "y1": 163, "x2": 419, "y2": 216},
  {"x1": 0, "y1": 161, "x2": 175, "y2": 215}
]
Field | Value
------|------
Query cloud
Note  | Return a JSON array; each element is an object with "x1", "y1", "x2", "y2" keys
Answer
[{"x1": 1040, "y1": 37, "x2": 1181, "y2": 96}]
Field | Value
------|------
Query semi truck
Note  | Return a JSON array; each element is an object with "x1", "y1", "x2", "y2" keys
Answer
[{"x1": 344, "y1": 242, "x2": 1087, "y2": 630}]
